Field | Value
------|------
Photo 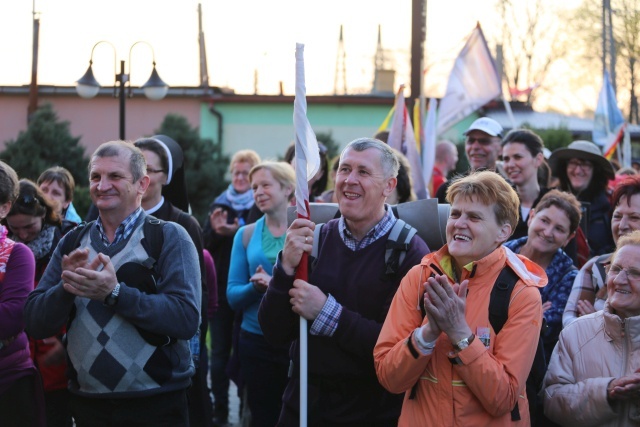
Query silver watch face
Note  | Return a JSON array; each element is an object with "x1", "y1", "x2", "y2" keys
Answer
[{"x1": 456, "y1": 338, "x2": 470, "y2": 350}]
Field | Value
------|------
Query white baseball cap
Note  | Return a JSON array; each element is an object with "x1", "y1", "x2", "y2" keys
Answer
[{"x1": 464, "y1": 117, "x2": 504, "y2": 138}]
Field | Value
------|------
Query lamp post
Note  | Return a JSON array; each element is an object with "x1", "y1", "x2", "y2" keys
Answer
[{"x1": 75, "y1": 41, "x2": 169, "y2": 140}]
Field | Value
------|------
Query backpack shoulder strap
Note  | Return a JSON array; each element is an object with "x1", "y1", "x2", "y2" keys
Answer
[
  {"x1": 242, "y1": 223, "x2": 256, "y2": 249},
  {"x1": 141, "y1": 216, "x2": 165, "y2": 270},
  {"x1": 487, "y1": 264, "x2": 526, "y2": 422},
  {"x1": 594, "y1": 253, "x2": 610, "y2": 289},
  {"x1": 311, "y1": 223, "x2": 325, "y2": 259},
  {"x1": 384, "y1": 219, "x2": 418, "y2": 278},
  {"x1": 60, "y1": 221, "x2": 94, "y2": 256},
  {"x1": 488, "y1": 264, "x2": 519, "y2": 335}
]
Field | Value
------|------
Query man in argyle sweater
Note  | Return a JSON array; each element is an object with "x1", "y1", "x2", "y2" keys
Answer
[{"x1": 25, "y1": 141, "x2": 201, "y2": 426}]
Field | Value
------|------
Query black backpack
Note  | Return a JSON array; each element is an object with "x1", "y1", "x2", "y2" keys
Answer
[
  {"x1": 489, "y1": 265, "x2": 547, "y2": 423},
  {"x1": 60, "y1": 216, "x2": 164, "y2": 263},
  {"x1": 60, "y1": 216, "x2": 174, "y2": 346},
  {"x1": 311, "y1": 218, "x2": 418, "y2": 281},
  {"x1": 413, "y1": 265, "x2": 547, "y2": 423}
]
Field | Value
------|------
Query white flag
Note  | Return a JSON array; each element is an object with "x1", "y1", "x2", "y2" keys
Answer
[
  {"x1": 294, "y1": 43, "x2": 321, "y2": 218},
  {"x1": 422, "y1": 98, "x2": 438, "y2": 191},
  {"x1": 437, "y1": 24, "x2": 501, "y2": 134}
]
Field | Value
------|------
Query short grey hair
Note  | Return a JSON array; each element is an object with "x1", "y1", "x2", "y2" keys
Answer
[
  {"x1": 90, "y1": 141, "x2": 147, "y2": 183},
  {"x1": 341, "y1": 138, "x2": 400, "y2": 178}
]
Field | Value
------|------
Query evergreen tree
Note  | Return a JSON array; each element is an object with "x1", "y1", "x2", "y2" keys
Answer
[
  {"x1": 0, "y1": 103, "x2": 88, "y2": 186},
  {"x1": 154, "y1": 114, "x2": 229, "y2": 223},
  {"x1": 315, "y1": 130, "x2": 341, "y2": 159},
  {"x1": 522, "y1": 123, "x2": 574, "y2": 152}
]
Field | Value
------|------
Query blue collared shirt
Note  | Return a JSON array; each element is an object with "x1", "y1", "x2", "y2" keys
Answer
[
  {"x1": 310, "y1": 205, "x2": 397, "y2": 337},
  {"x1": 96, "y1": 207, "x2": 143, "y2": 247}
]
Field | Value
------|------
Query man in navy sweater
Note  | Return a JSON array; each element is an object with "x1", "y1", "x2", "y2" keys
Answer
[{"x1": 259, "y1": 137, "x2": 429, "y2": 426}]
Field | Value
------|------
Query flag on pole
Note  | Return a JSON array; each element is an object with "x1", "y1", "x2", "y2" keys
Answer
[
  {"x1": 293, "y1": 43, "x2": 320, "y2": 427},
  {"x1": 593, "y1": 70, "x2": 625, "y2": 161},
  {"x1": 413, "y1": 99, "x2": 422, "y2": 152},
  {"x1": 377, "y1": 106, "x2": 395, "y2": 135},
  {"x1": 437, "y1": 23, "x2": 502, "y2": 134},
  {"x1": 387, "y1": 84, "x2": 428, "y2": 199},
  {"x1": 423, "y1": 97, "x2": 438, "y2": 193}
]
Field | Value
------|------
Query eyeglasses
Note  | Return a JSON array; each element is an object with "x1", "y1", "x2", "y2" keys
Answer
[
  {"x1": 232, "y1": 171, "x2": 249, "y2": 178},
  {"x1": 146, "y1": 167, "x2": 165, "y2": 174},
  {"x1": 567, "y1": 159, "x2": 593, "y2": 171},
  {"x1": 466, "y1": 137, "x2": 495, "y2": 146},
  {"x1": 607, "y1": 264, "x2": 640, "y2": 282}
]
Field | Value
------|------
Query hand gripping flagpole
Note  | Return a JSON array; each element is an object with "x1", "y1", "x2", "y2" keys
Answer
[{"x1": 293, "y1": 43, "x2": 320, "y2": 427}]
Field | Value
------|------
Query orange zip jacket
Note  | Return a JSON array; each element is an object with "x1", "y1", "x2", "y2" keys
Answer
[{"x1": 374, "y1": 245, "x2": 547, "y2": 426}]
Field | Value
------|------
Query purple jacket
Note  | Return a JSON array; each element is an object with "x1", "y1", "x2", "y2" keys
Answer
[{"x1": 0, "y1": 243, "x2": 36, "y2": 394}]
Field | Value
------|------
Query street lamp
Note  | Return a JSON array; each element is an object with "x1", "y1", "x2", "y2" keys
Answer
[{"x1": 75, "y1": 40, "x2": 169, "y2": 140}]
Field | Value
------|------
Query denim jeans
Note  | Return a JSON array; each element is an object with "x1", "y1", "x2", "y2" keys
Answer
[
  {"x1": 238, "y1": 330, "x2": 289, "y2": 427},
  {"x1": 209, "y1": 298, "x2": 234, "y2": 413}
]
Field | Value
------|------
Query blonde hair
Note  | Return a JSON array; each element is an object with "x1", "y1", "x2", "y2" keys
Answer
[
  {"x1": 249, "y1": 161, "x2": 296, "y2": 201},
  {"x1": 230, "y1": 150, "x2": 261, "y2": 172},
  {"x1": 613, "y1": 229, "x2": 640, "y2": 259},
  {"x1": 446, "y1": 170, "x2": 520, "y2": 230}
]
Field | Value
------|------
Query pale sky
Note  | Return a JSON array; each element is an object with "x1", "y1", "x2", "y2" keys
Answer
[{"x1": 1, "y1": 0, "x2": 508, "y2": 97}]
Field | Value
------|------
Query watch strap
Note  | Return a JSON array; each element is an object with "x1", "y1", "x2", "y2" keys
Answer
[
  {"x1": 454, "y1": 333, "x2": 475, "y2": 352},
  {"x1": 104, "y1": 283, "x2": 121, "y2": 306}
]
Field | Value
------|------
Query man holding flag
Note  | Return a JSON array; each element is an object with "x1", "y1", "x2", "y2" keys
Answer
[{"x1": 259, "y1": 138, "x2": 429, "y2": 426}]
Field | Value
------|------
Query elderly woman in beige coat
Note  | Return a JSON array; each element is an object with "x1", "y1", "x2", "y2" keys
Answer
[{"x1": 543, "y1": 229, "x2": 640, "y2": 426}]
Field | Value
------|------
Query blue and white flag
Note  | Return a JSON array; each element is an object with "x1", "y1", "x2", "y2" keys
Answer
[{"x1": 593, "y1": 71, "x2": 625, "y2": 160}]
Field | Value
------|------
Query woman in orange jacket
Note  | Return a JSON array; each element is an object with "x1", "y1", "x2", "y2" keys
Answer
[{"x1": 374, "y1": 171, "x2": 547, "y2": 426}]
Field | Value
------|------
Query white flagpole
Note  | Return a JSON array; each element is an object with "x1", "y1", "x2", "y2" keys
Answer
[
  {"x1": 299, "y1": 317, "x2": 307, "y2": 427},
  {"x1": 502, "y1": 96, "x2": 516, "y2": 129},
  {"x1": 293, "y1": 43, "x2": 320, "y2": 427},
  {"x1": 623, "y1": 125, "x2": 632, "y2": 168}
]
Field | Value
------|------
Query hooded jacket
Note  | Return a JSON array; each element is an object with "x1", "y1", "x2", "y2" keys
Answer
[
  {"x1": 543, "y1": 303, "x2": 640, "y2": 427},
  {"x1": 374, "y1": 245, "x2": 547, "y2": 426}
]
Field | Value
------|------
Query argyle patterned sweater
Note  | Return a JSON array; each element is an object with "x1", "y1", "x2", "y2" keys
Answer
[{"x1": 24, "y1": 213, "x2": 201, "y2": 398}]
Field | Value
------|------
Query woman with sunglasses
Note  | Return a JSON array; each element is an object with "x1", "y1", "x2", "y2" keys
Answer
[
  {"x1": 4, "y1": 179, "x2": 75, "y2": 427},
  {"x1": 543, "y1": 230, "x2": 640, "y2": 426},
  {"x1": 548, "y1": 140, "x2": 616, "y2": 258}
]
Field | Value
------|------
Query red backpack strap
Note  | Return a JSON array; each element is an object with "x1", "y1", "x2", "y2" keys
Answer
[{"x1": 574, "y1": 226, "x2": 591, "y2": 269}]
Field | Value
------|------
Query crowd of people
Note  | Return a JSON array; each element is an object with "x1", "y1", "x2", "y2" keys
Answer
[{"x1": 1, "y1": 117, "x2": 640, "y2": 427}]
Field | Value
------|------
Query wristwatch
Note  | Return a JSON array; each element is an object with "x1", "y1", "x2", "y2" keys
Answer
[
  {"x1": 453, "y1": 334, "x2": 475, "y2": 352},
  {"x1": 104, "y1": 283, "x2": 121, "y2": 307}
]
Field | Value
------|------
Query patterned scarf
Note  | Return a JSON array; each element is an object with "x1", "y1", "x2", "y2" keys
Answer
[
  {"x1": 217, "y1": 184, "x2": 255, "y2": 212},
  {"x1": 14, "y1": 224, "x2": 55, "y2": 261},
  {"x1": 0, "y1": 225, "x2": 13, "y2": 277}
]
